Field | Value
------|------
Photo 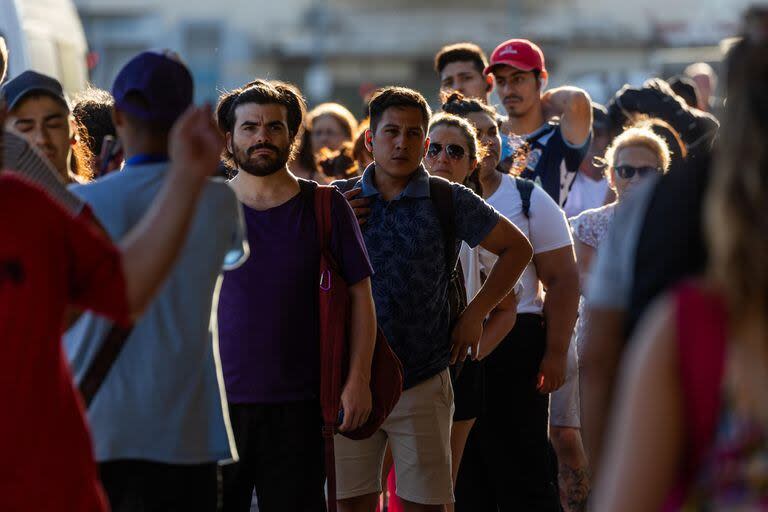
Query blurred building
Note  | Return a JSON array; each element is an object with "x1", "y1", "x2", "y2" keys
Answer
[{"x1": 73, "y1": 0, "x2": 752, "y2": 110}]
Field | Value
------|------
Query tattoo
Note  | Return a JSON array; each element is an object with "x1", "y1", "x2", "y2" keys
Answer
[{"x1": 559, "y1": 464, "x2": 590, "y2": 512}]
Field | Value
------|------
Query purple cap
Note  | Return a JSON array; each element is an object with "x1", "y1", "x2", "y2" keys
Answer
[{"x1": 112, "y1": 50, "x2": 193, "y2": 128}]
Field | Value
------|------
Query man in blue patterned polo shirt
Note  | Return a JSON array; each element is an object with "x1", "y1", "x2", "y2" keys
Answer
[{"x1": 333, "y1": 87, "x2": 532, "y2": 512}]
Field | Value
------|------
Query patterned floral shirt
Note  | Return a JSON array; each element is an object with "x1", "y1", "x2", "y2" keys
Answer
[
  {"x1": 334, "y1": 165, "x2": 499, "y2": 388},
  {"x1": 684, "y1": 396, "x2": 768, "y2": 511},
  {"x1": 569, "y1": 202, "x2": 618, "y2": 349}
]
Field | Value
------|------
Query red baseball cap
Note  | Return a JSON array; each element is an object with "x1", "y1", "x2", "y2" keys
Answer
[{"x1": 485, "y1": 39, "x2": 547, "y2": 76}]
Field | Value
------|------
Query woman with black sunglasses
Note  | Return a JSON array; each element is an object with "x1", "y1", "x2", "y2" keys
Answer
[{"x1": 570, "y1": 121, "x2": 671, "y2": 290}]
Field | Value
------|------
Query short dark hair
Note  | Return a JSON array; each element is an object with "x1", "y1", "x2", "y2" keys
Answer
[
  {"x1": 216, "y1": 79, "x2": 307, "y2": 164},
  {"x1": 434, "y1": 42, "x2": 489, "y2": 76},
  {"x1": 72, "y1": 87, "x2": 116, "y2": 155},
  {"x1": 368, "y1": 86, "x2": 432, "y2": 134}
]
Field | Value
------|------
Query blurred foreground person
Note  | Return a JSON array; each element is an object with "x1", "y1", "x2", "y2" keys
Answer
[
  {"x1": 0, "y1": 96, "x2": 226, "y2": 511},
  {"x1": 593, "y1": 9, "x2": 768, "y2": 510}
]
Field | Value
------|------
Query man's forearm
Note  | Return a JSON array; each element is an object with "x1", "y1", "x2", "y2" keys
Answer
[
  {"x1": 478, "y1": 295, "x2": 517, "y2": 359},
  {"x1": 346, "y1": 278, "x2": 377, "y2": 384},
  {"x1": 542, "y1": 274, "x2": 580, "y2": 357}
]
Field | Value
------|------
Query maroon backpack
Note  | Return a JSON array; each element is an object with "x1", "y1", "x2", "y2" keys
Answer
[{"x1": 308, "y1": 183, "x2": 403, "y2": 512}]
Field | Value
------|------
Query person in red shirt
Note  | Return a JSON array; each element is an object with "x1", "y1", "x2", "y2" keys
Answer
[{"x1": 0, "y1": 101, "x2": 226, "y2": 511}]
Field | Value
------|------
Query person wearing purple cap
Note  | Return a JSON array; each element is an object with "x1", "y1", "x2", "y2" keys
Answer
[
  {"x1": 2, "y1": 69, "x2": 94, "y2": 183},
  {"x1": 64, "y1": 50, "x2": 248, "y2": 511}
]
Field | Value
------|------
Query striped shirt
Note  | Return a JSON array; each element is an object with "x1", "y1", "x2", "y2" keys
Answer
[{"x1": 1, "y1": 130, "x2": 85, "y2": 215}]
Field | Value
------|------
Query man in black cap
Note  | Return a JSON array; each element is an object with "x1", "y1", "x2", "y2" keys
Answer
[
  {"x1": 1, "y1": 70, "x2": 88, "y2": 183},
  {"x1": 0, "y1": 39, "x2": 88, "y2": 215}
]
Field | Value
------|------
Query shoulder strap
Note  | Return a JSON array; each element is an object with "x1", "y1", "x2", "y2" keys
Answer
[
  {"x1": 79, "y1": 324, "x2": 134, "y2": 407},
  {"x1": 515, "y1": 177, "x2": 535, "y2": 219},
  {"x1": 428, "y1": 177, "x2": 458, "y2": 275},
  {"x1": 311, "y1": 183, "x2": 334, "y2": 254},
  {"x1": 298, "y1": 178, "x2": 318, "y2": 201}
]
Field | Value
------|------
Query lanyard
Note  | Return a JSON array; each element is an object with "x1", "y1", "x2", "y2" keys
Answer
[{"x1": 124, "y1": 154, "x2": 168, "y2": 166}]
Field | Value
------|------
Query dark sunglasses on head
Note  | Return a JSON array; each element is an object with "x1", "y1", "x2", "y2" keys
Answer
[
  {"x1": 426, "y1": 142, "x2": 466, "y2": 160},
  {"x1": 614, "y1": 165, "x2": 660, "y2": 179}
]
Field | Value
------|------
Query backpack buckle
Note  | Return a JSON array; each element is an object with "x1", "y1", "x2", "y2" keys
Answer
[{"x1": 320, "y1": 270, "x2": 332, "y2": 291}]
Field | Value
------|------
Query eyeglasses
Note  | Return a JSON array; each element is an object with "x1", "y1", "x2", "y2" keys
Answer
[
  {"x1": 614, "y1": 165, "x2": 660, "y2": 179},
  {"x1": 426, "y1": 143, "x2": 466, "y2": 160}
]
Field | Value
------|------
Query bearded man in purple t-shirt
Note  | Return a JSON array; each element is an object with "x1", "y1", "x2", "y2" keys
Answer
[{"x1": 215, "y1": 79, "x2": 377, "y2": 512}]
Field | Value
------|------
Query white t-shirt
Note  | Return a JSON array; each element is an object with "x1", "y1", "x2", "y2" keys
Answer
[
  {"x1": 563, "y1": 172, "x2": 609, "y2": 218},
  {"x1": 460, "y1": 242, "x2": 523, "y2": 317},
  {"x1": 482, "y1": 174, "x2": 573, "y2": 315}
]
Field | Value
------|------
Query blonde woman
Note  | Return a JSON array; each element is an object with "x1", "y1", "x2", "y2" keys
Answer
[
  {"x1": 570, "y1": 121, "x2": 672, "y2": 285},
  {"x1": 593, "y1": 10, "x2": 768, "y2": 510}
]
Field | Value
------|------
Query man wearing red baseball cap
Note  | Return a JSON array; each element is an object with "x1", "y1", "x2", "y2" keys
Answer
[
  {"x1": 455, "y1": 38, "x2": 591, "y2": 512},
  {"x1": 487, "y1": 38, "x2": 592, "y2": 207}
]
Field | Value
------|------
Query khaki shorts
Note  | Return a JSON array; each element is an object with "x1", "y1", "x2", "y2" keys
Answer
[{"x1": 334, "y1": 369, "x2": 454, "y2": 505}]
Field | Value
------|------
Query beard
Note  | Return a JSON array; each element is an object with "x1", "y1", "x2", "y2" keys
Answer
[{"x1": 233, "y1": 142, "x2": 290, "y2": 177}]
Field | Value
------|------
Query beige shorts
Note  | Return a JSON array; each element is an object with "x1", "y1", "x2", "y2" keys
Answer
[{"x1": 334, "y1": 369, "x2": 454, "y2": 505}]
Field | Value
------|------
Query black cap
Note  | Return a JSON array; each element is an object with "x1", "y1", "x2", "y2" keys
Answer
[
  {"x1": 592, "y1": 102, "x2": 608, "y2": 132},
  {"x1": 1, "y1": 70, "x2": 70, "y2": 111}
]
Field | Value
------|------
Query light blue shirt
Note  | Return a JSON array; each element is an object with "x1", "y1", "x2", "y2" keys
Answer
[{"x1": 65, "y1": 162, "x2": 248, "y2": 464}]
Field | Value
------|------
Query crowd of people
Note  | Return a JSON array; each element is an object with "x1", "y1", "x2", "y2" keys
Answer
[{"x1": 1, "y1": 5, "x2": 767, "y2": 512}]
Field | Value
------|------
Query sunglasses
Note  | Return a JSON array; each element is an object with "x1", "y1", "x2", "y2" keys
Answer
[
  {"x1": 426, "y1": 142, "x2": 466, "y2": 160},
  {"x1": 614, "y1": 165, "x2": 660, "y2": 179}
]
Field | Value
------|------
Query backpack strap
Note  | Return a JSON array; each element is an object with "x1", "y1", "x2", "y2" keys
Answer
[
  {"x1": 664, "y1": 282, "x2": 728, "y2": 510},
  {"x1": 311, "y1": 182, "x2": 341, "y2": 512},
  {"x1": 515, "y1": 177, "x2": 535, "y2": 219},
  {"x1": 428, "y1": 177, "x2": 459, "y2": 276},
  {"x1": 79, "y1": 324, "x2": 135, "y2": 407}
]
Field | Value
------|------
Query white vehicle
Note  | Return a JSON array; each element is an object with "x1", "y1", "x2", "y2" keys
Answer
[{"x1": 0, "y1": 0, "x2": 88, "y2": 93}]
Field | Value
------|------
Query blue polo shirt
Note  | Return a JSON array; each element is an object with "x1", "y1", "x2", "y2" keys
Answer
[{"x1": 334, "y1": 165, "x2": 499, "y2": 389}]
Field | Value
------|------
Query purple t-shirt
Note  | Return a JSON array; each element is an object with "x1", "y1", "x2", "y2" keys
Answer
[{"x1": 218, "y1": 185, "x2": 373, "y2": 404}]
